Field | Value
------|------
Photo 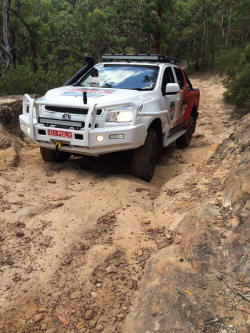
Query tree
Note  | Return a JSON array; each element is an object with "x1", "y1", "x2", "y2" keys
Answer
[
  {"x1": 0, "y1": 0, "x2": 249, "y2": 118},
  {"x1": 1, "y1": 0, "x2": 12, "y2": 67}
]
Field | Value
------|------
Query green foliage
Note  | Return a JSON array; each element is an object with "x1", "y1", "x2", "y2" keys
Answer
[
  {"x1": 216, "y1": 45, "x2": 250, "y2": 117},
  {"x1": 0, "y1": 58, "x2": 82, "y2": 95},
  {"x1": 0, "y1": 0, "x2": 249, "y2": 118}
]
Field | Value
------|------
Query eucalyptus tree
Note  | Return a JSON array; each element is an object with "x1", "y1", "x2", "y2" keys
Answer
[{"x1": 1, "y1": 0, "x2": 12, "y2": 67}]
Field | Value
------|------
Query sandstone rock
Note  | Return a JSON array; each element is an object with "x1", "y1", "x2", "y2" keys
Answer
[
  {"x1": 89, "y1": 320, "x2": 96, "y2": 328},
  {"x1": 48, "y1": 179, "x2": 56, "y2": 184},
  {"x1": 123, "y1": 205, "x2": 226, "y2": 333},
  {"x1": 46, "y1": 328, "x2": 57, "y2": 333},
  {"x1": 33, "y1": 313, "x2": 44, "y2": 323},
  {"x1": 0, "y1": 133, "x2": 11, "y2": 149},
  {"x1": 223, "y1": 165, "x2": 250, "y2": 213},
  {"x1": 84, "y1": 309, "x2": 94, "y2": 320},
  {"x1": 117, "y1": 314, "x2": 125, "y2": 321},
  {"x1": 96, "y1": 323, "x2": 104, "y2": 331},
  {"x1": 165, "y1": 232, "x2": 172, "y2": 240},
  {"x1": 223, "y1": 165, "x2": 249, "y2": 283},
  {"x1": 15, "y1": 228, "x2": 25, "y2": 238},
  {"x1": 106, "y1": 265, "x2": 117, "y2": 274},
  {"x1": 40, "y1": 323, "x2": 47, "y2": 330}
]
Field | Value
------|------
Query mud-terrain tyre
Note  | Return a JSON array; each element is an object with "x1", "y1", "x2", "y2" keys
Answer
[
  {"x1": 176, "y1": 115, "x2": 196, "y2": 148},
  {"x1": 40, "y1": 147, "x2": 70, "y2": 163},
  {"x1": 131, "y1": 129, "x2": 158, "y2": 182}
]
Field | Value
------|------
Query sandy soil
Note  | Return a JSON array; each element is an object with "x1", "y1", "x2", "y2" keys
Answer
[{"x1": 0, "y1": 74, "x2": 236, "y2": 332}]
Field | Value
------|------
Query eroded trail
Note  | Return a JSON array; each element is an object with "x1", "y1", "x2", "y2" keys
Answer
[{"x1": 0, "y1": 74, "x2": 236, "y2": 333}]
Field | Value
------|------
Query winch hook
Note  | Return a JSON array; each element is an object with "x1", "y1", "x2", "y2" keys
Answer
[{"x1": 55, "y1": 142, "x2": 61, "y2": 151}]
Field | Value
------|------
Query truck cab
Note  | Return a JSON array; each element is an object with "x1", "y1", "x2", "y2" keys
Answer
[{"x1": 19, "y1": 54, "x2": 200, "y2": 181}]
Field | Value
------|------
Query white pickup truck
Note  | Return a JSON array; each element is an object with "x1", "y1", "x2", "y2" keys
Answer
[{"x1": 19, "y1": 54, "x2": 200, "y2": 181}]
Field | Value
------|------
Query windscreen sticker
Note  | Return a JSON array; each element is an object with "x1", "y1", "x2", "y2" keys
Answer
[{"x1": 62, "y1": 88, "x2": 115, "y2": 98}]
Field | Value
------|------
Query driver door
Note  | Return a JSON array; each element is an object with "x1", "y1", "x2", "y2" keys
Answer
[{"x1": 161, "y1": 66, "x2": 179, "y2": 129}]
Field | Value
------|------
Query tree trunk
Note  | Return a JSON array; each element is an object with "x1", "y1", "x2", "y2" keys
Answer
[
  {"x1": 225, "y1": 1, "x2": 232, "y2": 49},
  {"x1": 1, "y1": 0, "x2": 12, "y2": 67},
  {"x1": 221, "y1": 3, "x2": 225, "y2": 40},
  {"x1": 201, "y1": 2, "x2": 206, "y2": 66},
  {"x1": 9, "y1": 7, "x2": 38, "y2": 71},
  {"x1": 155, "y1": 3, "x2": 163, "y2": 53}
]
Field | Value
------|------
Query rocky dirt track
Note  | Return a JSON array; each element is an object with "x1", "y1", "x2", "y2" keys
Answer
[{"x1": 0, "y1": 74, "x2": 249, "y2": 333}]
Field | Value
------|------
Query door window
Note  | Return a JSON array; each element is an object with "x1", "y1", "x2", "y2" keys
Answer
[
  {"x1": 174, "y1": 68, "x2": 185, "y2": 90},
  {"x1": 184, "y1": 72, "x2": 194, "y2": 90},
  {"x1": 161, "y1": 67, "x2": 175, "y2": 94}
]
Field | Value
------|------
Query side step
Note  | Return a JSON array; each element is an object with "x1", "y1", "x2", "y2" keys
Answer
[{"x1": 163, "y1": 129, "x2": 186, "y2": 147}]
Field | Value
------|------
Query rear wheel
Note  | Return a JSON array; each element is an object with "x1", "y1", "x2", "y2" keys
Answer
[
  {"x1": 176, "y1": 115, "x2": 196, "y2": 148},
  {"x1": 40, "y1": 147, "x2": 70, "y2": 163},
  {"x1": 131, "y1": 129, "x2": 158, "y2": 182}
]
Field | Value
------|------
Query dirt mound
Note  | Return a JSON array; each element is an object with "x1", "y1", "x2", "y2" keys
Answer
[
  {"x1": 0, "y1": 132, "x2": 11, "y2": 150},
  {"x1": 0, "y1": 97, "x2": 35, "y2": 168},
  {"x1": 0, "y1": 96, "x2": 23, "y2": 134}
]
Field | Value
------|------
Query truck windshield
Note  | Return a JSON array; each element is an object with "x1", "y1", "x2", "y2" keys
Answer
[{"x1": 76, "y1": 65, "x2": 159, "y2": 90}]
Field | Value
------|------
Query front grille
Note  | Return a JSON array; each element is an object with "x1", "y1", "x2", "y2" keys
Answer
[
  {"x1": 45, "y1": 106, "x2": 103, "y2": 115},
  {"x1": 38, "y1": 117, "x2": 84, "y2": 129}
]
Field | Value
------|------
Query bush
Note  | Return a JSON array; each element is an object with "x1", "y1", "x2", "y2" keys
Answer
[
  {"x1": 216, "y1": 45, "x2": 250, "y2": 118},
  {"x1": 0, "y1": 58, "x2": 82, "y2": 96}
]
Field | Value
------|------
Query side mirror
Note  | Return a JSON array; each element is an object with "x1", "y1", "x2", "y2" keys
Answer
[{"x1": 164, "y1": 83, "x2": 180, "y2": 95}]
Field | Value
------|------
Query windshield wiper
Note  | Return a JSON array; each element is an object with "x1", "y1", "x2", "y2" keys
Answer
[
  {"x1": 133, "y1": 88, "x2": 152, "y2": 91},
  {"x1": 102, "y1": 83, "x2": 113, "y2": 88}
]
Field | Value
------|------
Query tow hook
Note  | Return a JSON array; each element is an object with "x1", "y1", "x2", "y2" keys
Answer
[{"x1": 55, "y1": 142, "x2": 61, "y2": 151}]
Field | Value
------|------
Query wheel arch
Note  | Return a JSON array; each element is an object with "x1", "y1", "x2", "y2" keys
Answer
[
  {"x1": 184, "y1": 105, "x2": 198, "y2": 127},
  {"x1": 147, "y1": 118, "x2": 163, "y2": 146},
  {"x1": 191, "y1": 106, "x2": 199, "y2": 119}
]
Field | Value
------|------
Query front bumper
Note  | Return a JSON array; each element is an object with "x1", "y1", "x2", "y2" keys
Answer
[{"x1": 19, "y1": 95, "x2": 147, "y2": 155}]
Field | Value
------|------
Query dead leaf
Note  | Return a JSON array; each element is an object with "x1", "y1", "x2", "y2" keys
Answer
[
  {"x1": 58, "y1": 315, "x2": 69, "y2": 325},
  {"x1": 237, "y1": 307, "x2": 250, "y2": 314}
]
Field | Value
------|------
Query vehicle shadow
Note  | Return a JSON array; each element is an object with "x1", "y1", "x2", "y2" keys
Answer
[
  {"x1": 69, "y1": 143, "x2": 181, "y2": 184},
  {"x1": 73, "y1": 151, "x2": 132, "y2": 177}
]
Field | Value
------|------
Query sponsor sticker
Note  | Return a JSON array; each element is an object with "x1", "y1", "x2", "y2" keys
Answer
[{"x1": 62, "y1": 88, "x2": 115, "y2": 98}]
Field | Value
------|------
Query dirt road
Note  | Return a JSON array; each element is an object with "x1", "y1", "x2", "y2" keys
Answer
[{"x1": 0, "y1": 74, "x2": 237, "y2": 332}]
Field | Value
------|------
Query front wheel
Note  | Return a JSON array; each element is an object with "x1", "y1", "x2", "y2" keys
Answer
[
  {"x1": 40, "y1": 147, "x2": 70, "y2": 163},
  {"x1": 131, "y1": 129, "x2": 158, "y2": 182},
  {"x1": 176, "y1": 115, "x2": 196, "y2": 148}
]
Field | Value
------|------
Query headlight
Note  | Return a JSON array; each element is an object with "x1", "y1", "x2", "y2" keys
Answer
[{"x1": 106, "y1": 105, "x2": 134, "y2": 123}]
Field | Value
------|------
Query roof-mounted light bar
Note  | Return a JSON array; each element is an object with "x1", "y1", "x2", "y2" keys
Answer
[{"x1": 102, "y1": 54, "x2": 177, "y2": 63}]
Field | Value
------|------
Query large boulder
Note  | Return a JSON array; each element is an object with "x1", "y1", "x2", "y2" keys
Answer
[
  {"x1": 123, "y1": 205, "x2": 227, "y2": 333},
  {"x1": 124, "y1": 114, "x2": 250, "y2": 333}
]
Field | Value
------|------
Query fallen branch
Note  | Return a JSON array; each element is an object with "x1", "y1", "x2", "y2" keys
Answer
[{"x1": 237, "y1": 292, "x2": 250, "y2": 303}]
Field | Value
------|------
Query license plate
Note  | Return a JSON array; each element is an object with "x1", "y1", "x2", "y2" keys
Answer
[{"x1": 47, "y1": 129, "x2": 72, "y2": 138}]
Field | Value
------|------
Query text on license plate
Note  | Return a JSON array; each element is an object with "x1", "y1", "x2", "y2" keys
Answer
[{"x1": 47, "y1": 129, "x2": 72, "y2": 138}]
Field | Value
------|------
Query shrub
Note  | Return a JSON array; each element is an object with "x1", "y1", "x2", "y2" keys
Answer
[
  {"x1": 216, "y1": 45, "x2": 250, "y2": 118},
  {"x1": 0, "y1": 58, "x2": 82, "y2": 96}
]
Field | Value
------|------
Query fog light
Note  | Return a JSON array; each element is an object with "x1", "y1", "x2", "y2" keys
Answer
[
  {"x1": 96, "y1": 135, "x2": 104, "y2": 143},
  {"x1": 109, "y1": 134, "x2": 124, "y2": 139}
]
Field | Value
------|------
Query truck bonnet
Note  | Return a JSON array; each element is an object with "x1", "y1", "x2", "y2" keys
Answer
[{"x1": 42, "y1": 85, "x2": 144, "y2": 108}]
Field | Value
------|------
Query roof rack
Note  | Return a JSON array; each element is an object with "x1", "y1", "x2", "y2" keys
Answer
[{"x1": 101, "y1": 54, "x2": 178, "y2": 64}]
